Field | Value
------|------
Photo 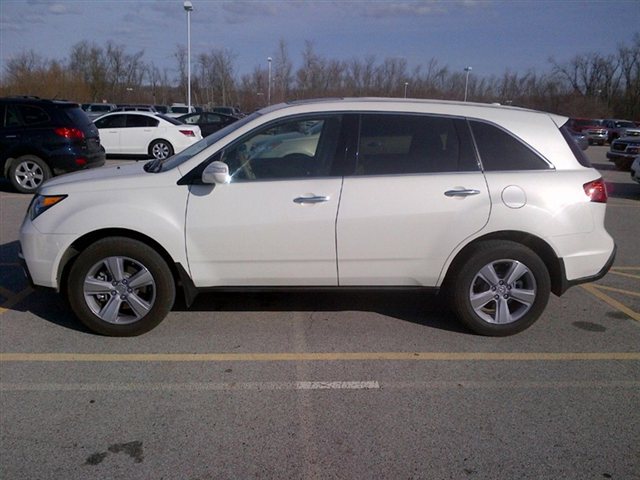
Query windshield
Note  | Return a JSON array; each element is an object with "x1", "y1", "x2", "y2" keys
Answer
[{"x1": 145, "y1": 112, "x2": 261, "y2": 173}]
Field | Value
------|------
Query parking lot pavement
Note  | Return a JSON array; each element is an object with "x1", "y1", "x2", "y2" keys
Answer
[{"x1": 1, "y1": 147, "x2": 639, "y2": 479}]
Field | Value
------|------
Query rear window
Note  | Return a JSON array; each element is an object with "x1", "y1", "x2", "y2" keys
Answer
[
  {"x1": 470, "y1": 121, "x2": 551, "y2": 171},
  {"x1": 63, "y1": 106, "x2": 92, "y2": 127},
  {"x1": 560, "y1": 123, "x2": 592, "y2": 167},
  {"x1": 157, "y1": 114, "x2": 182, "y2": 125}
]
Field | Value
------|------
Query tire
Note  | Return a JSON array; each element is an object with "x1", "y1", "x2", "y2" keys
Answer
[
  {"x1": 149, "y1": 140, "x2": 173, "y2": 160},
  {"x1": 67, "y1": 237, "x2": 175, "y2": 336},
  {"x1": 448, "y1": 240, "x2": 550, "y2": 336},
  {"x1": 614, "y1": 159, "x2": 632, "y2": 171},
  {"x1": 9, "y1": 155, "x2": 51, "y2": 194}
]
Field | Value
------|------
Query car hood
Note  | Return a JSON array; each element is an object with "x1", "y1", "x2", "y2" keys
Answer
[{"x1": 40, "y1": 161, "x2": 176, "y2": 194}]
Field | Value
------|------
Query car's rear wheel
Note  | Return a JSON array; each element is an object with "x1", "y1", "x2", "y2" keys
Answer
[
  {"x1": 67, "y1": 237, "x2": 175, "y2": 336},
  {"x1": 9, "y1": 155, "x2": 51, "y2": 193},
  {"x1": 149, "y1": 140, "x2": 173, "y2": 160},
  {"x1": 449, "y1": 240, "x2": 550, "y2": 336}
]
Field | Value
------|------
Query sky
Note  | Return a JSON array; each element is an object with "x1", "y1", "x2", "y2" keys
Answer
[{"x1": 1, "y1": 0, "x2": 639, "y2": 81}]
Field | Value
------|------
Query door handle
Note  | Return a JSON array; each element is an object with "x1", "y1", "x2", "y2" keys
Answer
[
  {"x1": 294, "y1": 195, "x2": 330, "y2": 204},
  {"x1": 444, "y1": 189, "x2": 481, "y2": 197}
]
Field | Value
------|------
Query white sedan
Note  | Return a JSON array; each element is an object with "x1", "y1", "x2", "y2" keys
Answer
[{"x1": 94, "y1": 112, "x2": 202, "y2": 159}]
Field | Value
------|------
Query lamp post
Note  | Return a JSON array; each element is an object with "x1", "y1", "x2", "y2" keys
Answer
[
  {"x1": 184, "y1": 1, "x2": 193, "y2": 110},
  {"x1": 267, "y1": 57, "x2": 272, "y2": 105},
  {"x1": 404, "y1": 82, "x2": 408, "y2": 99},
  {"x1": 464, "y1": 66, "x2": 472, "y2": 102}
]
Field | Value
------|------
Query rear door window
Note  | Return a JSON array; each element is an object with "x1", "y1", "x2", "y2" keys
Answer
[
  {"x1": 354, "y1": 114, "x2": 478, "y2": 175},
  {"x1": 126, "y1": 115, "x2": 159, "y2": 128}
]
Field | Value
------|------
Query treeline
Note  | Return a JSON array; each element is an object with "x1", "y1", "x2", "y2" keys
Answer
[{"x1": 2, "y1": 34, "x2": 639, "y2": 119}]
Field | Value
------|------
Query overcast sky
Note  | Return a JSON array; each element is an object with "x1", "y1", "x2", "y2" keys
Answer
[{"x1": 1, "y1": 0, "x2": 638, "y2": 80}]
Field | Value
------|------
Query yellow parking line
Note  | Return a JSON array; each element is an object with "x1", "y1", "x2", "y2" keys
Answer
[
  {"x1": 0, "y1": 286, "x2": 16, "y2": 299},
  {"x1": 0, "y1": 287, "x2": 33, "y2": 314},
  {"x1": 1, "y1": 352, "x2": 639, "y2": 363},
  {"x1": 581, "y1": 284, "x2": 640, "y2": 322},
  {"x1": 611, "y1": 267, "x2": 640, "y2": 271},
  {"x1": 607, "y1": 271, "x2": 640, "y2": 280},
  {"x1": 592, "y1": 284, "x2": 640, "y2": 298}
]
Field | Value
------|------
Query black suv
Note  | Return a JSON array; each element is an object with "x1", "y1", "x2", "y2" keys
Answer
[{"x1": 1, "y1": 96, "x2": 105, "y2": 193}]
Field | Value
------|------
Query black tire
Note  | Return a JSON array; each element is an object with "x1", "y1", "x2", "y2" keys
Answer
[
  {"x1": 448, "y1": 240, "x2": 550, "y2": 336},
  {"x1": 9, "y1": 155, "x2": 52, "y2": 194},
  {"x1": 149, "y1": 140, "x2": 173, "y2": 160},
  {"x1": 614, "y1": 158, "x2": 632, "y2": 171},
  {"x1": 67, "y1": 237, "x2": 175, "y2": 336}
]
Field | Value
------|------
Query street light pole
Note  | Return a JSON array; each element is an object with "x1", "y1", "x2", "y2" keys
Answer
[
  {"x1": 184, "y1": 1, "x2": 193, "y2": 110},
  {"x1": 404, "y1": 82, "x2": 408, "y2": 99},
  {"x1": 464, "y1": 66, "x2": 472, "y2": 102},
  {"x1": 267, "y1": 57, "x2": 272, "y2": 105}
]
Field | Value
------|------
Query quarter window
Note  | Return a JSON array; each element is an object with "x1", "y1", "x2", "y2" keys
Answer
[
  {"x1": 355, "y1": 114, "x2": 478, "y2": 175},
  {"x1": 221, "y1": 116, "x2": 342, "y2": 181},
  {"x1": 17, "y1": 105, "x2": 50, "y2": 126},
  {"x1": 470, "y1": 121, "x2": 550, "y2": 171}
]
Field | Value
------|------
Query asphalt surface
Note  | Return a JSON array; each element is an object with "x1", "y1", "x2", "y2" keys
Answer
[{"x1": 1, "y1": 147, "x2": 639, "y2": 480}]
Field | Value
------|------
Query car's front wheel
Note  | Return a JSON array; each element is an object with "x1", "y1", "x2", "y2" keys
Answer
[
  {"x1": 149, "y1": 140, "x2": 174, "y2": 160},
  {"x1": 9, "y1": 155, "x2": 51, "y2": 193},
  {"x1": 67, "y1": 237, "x2": 175, "y2": 336},
  {"x1": 449, "y1": 240, "x2": 550, "y2": 336}
]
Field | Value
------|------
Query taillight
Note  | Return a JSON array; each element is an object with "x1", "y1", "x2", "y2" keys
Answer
[
  {"x1": 584, "y1": 178, "x2": 608, "y2": 203},
  {"x1": 179, "y1": 129, "x2": 196, "y2": 137},
  {"x1": 54, "y1": 127, "x2": 85, "y2": 139},
  {"x1": 75, "y1": 158, "x2": 87, "y2": 167}
]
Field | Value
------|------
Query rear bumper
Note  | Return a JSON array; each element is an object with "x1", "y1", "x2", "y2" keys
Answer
[
  {"x1": 556, "y1": 244, "x2": 616, "y2": 296},
  {"x1": 49, "y1": 147, "x2": 105, "y2": 174}
]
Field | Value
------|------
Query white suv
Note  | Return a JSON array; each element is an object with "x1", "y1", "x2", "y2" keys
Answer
[{"x1": 19, "y1": 98, "x2": 615, "y2": 336}]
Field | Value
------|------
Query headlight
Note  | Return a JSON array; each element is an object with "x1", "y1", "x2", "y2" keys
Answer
[{"x1": 29, "y1": 195, "x2": 67, "y2": 220}]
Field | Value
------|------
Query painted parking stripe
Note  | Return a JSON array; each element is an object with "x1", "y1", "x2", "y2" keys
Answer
[
  {"x1": 0, "y1": 381, "x2": 380, "y2": 392},
  {"x1": 607, "y1": 271, "x2": 640, "y2": 280},
  {"x1": 0, "y1": 287, "x2": 33, "y2": 314},
  {"x1": 581, "y1": 284, "x2": 640, "y2": 322},
  {"x1": 1, "y1": 352, "x2": 639, "y2": 363},
  {"x1": 592, "y1": 284, "x2": 640, "y2": 298},
  {"x1": 1, "y1": 380, "x2": 637, "y2": 393}
]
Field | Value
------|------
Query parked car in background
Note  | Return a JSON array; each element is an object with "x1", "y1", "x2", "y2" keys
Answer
[
  {"x1": 1, "y1": 96, "x2": 105, "y2": 193},
  {"x1": 177, "y1": 111, "x2": 239, "y2": 137},
  {"x1": 20, "y1": 98, "x2": 615, "y2": 337},
  {"x1": 601, "y1": 119, "x2": 637, "y2": 143},
  {"x1": 166, "y1": 104, "x2": 196, "y2": 118},
  {"x1": 567, "y1": 118, "x2": 607, "y2": 145},
  {"x1": 113, "y1": 105, "x2": 158, "y2": 113},
  {"x1": 570, "y1": 129, "x2": 589, "y2": 151},
  {"x1": 94, "y1": 111, "x2": 202, "y2": 159},
  {"x1": 212, "y1": 106, "x2": 244, "y2": 118},
  {"x1": 84, "y1": 103, "x2": 117, "y2": 119},
  {"x1": 630, "y1": 156, "x2": 640, "y2": 183},
  {"x1": 606, "y1": 128, "x2": 640, "y2": 170},
  {"x1": 153, "y1": 105, "x2": 169, "y2": 114}
]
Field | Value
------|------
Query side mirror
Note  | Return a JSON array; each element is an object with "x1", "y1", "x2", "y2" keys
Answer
[{"x1": 202, "y1": 161, "x2": 230, "y2": 185}]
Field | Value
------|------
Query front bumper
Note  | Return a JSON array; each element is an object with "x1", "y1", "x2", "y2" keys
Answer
[{"x1": 17, "y1": 246, "x2": 35, "y2": 289}]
